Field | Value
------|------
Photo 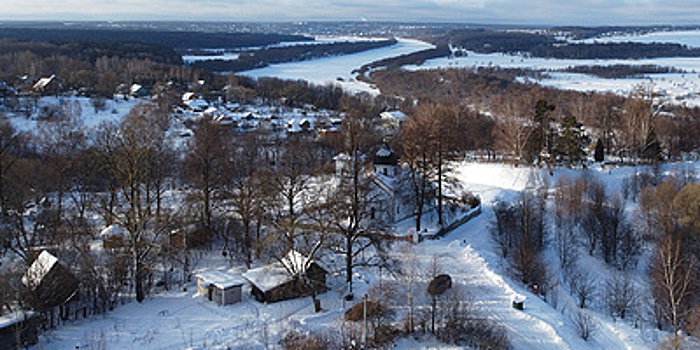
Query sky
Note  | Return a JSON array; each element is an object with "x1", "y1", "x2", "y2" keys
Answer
[{"x1": 0, "y1": 0, "x2": 698, "y2": 26}]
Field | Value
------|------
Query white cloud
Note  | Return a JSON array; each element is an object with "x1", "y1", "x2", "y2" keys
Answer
[{"x1": 0, "y1": 0, "x2": 696, "y2": 25}]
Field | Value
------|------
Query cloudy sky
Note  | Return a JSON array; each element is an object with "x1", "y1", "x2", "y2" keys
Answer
[{"x1": 1, "y1": 0, "x2": 698, "y2": 26}]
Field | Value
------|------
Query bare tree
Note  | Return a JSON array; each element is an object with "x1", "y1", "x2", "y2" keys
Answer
[
  {"x1": 567, "y1": 268, "x2": 597, "y2": 309},
  {"x1": 605, "y1": 273, "x2": 637, "y2": 320},
  {"x1": 572, "y1": 309, "x2": 597, "y2": 341},
  {"x1": 93, "y1": 103, "x2": 174, "y2": 302},
  {"x1": 651, "y1": 235, "x2": 697, "y2": 347}
]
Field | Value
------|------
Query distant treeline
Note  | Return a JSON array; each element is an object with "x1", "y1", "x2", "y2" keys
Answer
[
  {"x1": 562, "y1": 64, "x2": 687, "y2": 79},
  {"x1": 0, "y1": 27, "x2": 311, "y2": 50},
  {"x1": 191, "y1": 39, "x2": 398, "y2": 72},
  {"x1": 430, "y1": 29, "x2": 700, "y2": 60},
  {"x1": 552, "y1": 26, "x2": 700, "y2": 40},
  {"x1": 0, "y1": 39, "x2": 182, "y2": 65},
  {"x1": 531, "y1": 42, "x2": 700, "y2": 60}
]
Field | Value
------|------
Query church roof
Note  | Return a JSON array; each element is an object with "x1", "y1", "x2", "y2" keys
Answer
[{"x1": 374, "y1": 143, "x2": 398, "y2": 166}]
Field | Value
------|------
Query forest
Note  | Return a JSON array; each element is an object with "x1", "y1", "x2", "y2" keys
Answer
[
  {"x1": 430, "y1": 28, "x2": 700, "y2": 59},
  {"x1": 0, "y1": 26, "x2": 311, "y2": 51}
]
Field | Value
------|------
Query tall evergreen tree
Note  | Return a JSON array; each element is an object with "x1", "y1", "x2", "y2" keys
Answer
[
  {"x1": 594, "y1": 138, "x2": 605, "y2": 163},
  {"x1": 525, "y1": 99, "x2": 555, "y2": 164},
  {"x1": 556, "y1": 115, "x2": 590, "y2": 167}
]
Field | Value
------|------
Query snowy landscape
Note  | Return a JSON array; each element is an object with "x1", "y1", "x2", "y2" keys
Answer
[
  {"x1": 26, "y1": 161, "x2": 697, "y2": 349},
  {"x1": 1, "y1": 20, "x2": 700, "y2": 350}
]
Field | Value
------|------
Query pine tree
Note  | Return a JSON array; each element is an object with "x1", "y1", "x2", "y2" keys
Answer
[
  {"x1": 556, "y1": 115, "x2": 590, "y2": 167},
  {"x1": 525, "y1": 99, "x2": 555, "y2": 164},
  {"x1": 594, "y1": 138, "x2": 605, "y2": 163}
]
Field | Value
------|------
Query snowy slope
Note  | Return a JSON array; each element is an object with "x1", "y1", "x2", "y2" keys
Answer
[{"x1": 32, "y1": 162, "x2": 690, "y2": 349}]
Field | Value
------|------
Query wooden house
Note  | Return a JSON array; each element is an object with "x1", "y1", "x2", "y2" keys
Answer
[
  {"x1": 22, "y1": 251, "x2": 79, "y2": 311},
  {"x1": 242, "y1": 250, "x2": 327, "y2": 303},
  {"x1": 195, "y1": 271, "x2": 245, "y2": 306},
  {"x1": 130, "y1": 84, "x2": 149, "y2": 97}
]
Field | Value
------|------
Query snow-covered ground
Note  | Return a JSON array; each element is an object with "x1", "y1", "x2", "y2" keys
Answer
[
  {"x1": 33, "y1": 161, "x2": 697, "y2": 349},
  {"x1": 574, "y1": 29, "x2": 700, "y2": 48},
  {"x1": 240, "y1": 38, "x2": 434, "y2": 95},
  {"x1": 2, "y1": 96, "x2": 140, "y2": 133},
  {"x1": 406, "y1": 50, "x2": 700, "y2": 107},
  {"x1": 405, "y1": 30, "x2": 700, "y2": 107}
]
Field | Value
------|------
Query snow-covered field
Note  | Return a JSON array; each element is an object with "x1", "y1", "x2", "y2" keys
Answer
[
  {"x1": 34, "y1": 161, "x2": 697, "y2": 349},
  {"x1": 574, "y1": 29, "x2": 700, "y2": 48},
  {"x1": 240, "y1": 38, "x2": 434, "y2": 95},
  {"x1": 407, "y1": 50, "x2": 700, "y2": 107},
  {"x1": 404, "y1": 30, "x2": 700, "y2": 107}
]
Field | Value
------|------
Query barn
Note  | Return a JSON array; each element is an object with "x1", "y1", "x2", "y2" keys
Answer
[
  {"x1": 242, "y1": 250, "x2": 327, "y2": 303},
  {"x1": 195, "y1": 271, "x2": 245, "y2": 306}
]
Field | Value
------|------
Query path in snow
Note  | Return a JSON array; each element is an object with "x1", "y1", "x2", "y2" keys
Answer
[{"x1": 406, "y1": 162, "x2": 655, "y2": 349}]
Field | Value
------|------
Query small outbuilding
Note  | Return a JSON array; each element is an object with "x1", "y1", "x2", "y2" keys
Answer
[
  {"x1": 196, "y1": 271, "x2": 245, "y2": 306},
  {"x1": 242, "y1": 250, "x2": 327, "y2": 303},
  {"x1": 0, "y1": 311, "x2": 43, "y2": 349}
]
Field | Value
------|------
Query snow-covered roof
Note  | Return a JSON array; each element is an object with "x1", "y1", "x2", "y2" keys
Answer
[
  {"x1": 374, "y1": 143, "x2": 398, "y2": 165},
  {"x1": 242, "y1": 264, "x2": 293, "y2": 293},
  {"x1": 380, "y1": 110, "x2": 407, "y2": 121},
  {"x1": 182, "y1": 92, "x2": 197, "y2": 102},
  {"x1": 99, "y1": 224, "x2": 127, "y2": 238},
  {"x1": 33, "y1": 75, "x2": 55, "y2": 90},
  {"x1": 0, "y1": 311, "x2": 36, "y2": 329},
  {"x1": 130, "y1": 84, "x2": 144, "y2": 94},
  {"x1": 22, "y1": 250, "x2": 58, "y2": 287},
  {"x1": 286, "y1": 118, "x2": 314, "y2": 133},
  {"x1": 242, "y1": 250, "x2": 322, "y2": 292},
  {"x1": 196, "y1": 270, "x2": 245, "y2": 290},
  {"x1": 185, "y1": 98, "x2": 209, "y2": 111},
  {"x1": 203, "y1": 106, "x2": 219, "y2": 115}
]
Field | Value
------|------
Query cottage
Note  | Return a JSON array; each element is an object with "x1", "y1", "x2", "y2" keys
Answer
[
  {"x1": 22, "y1": 251, "x2": 79, "y2": 311},
  {"x1": 130, "y1": 84, "x2": 148, "y2": 97},
  {"x1": 196, "y1": 271, "x2": 245, "y2": 306},
  {"x1": 242, "y1": 250, "x2": 327, "y2": 303},
  {"x1": 287, "y1": 118, "x2": 314, "y2": 133}
]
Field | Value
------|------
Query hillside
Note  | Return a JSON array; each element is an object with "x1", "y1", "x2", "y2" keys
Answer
[{"x1": 33, "y1": 162, "x2": 691, "y2": 349}]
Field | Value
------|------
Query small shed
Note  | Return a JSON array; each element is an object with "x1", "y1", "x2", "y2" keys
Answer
[
  {"x1": 196, "y1": 271, "x2": 245, "y2": 306},
  {"x1": 22, "y1": 251, "x2": 79, "y2": 311},
  {"x1": 130, "y1": 84, "x2": 148, "y2": 97},
  {"x1": 0, "y1": 311, "x2": 43, "y2": 349},
  {"x1": 242, "y1": 250, "x2": 327, "y2": 303}
]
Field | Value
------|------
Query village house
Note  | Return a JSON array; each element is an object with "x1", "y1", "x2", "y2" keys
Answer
[
  {"x1": 32, "y1": 75, "x2": 61, "y2": 95},
  {"x1": 22, "y1": 250, "x2": 79, "y2": 312},
  {"x1": 195, "y1": 271, "x2": 245, "y2": 306},
  {"x1": 242, "y1": 250, "x2": 327, "y2": 303},
  {"x1": 130, "y1": 84, "x2": 149, "y2": 97}
]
